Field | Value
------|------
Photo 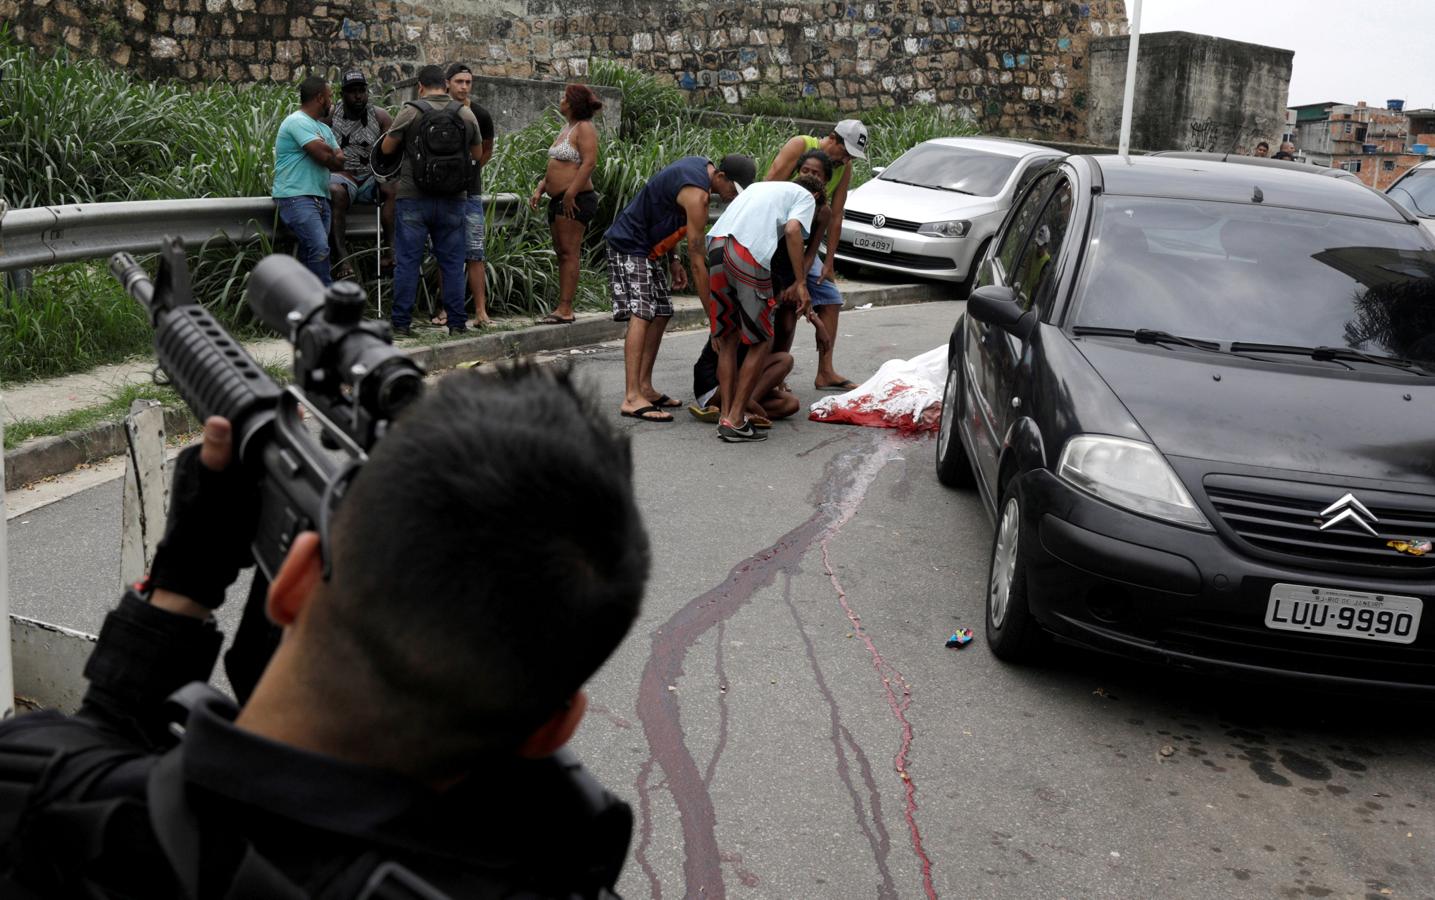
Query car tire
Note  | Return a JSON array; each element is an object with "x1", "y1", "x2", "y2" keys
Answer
[
  {"x1": 935, "y1": 345, "x2": 975, "y2": 489},
  {"x1": 985, "y1": 485, "x2": 1044, "y2": 662}
]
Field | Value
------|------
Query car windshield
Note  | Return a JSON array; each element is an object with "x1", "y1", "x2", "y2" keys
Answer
[
  {"x1": 1389, "y1": 171, "x2": 1435, "y2": 217},
  {"x1": 1071, "y1": 197, "x2": 1435, "y2": 365},
  {"x1": 879, "y1": 144, "x2": 1019, "y2": 197}
]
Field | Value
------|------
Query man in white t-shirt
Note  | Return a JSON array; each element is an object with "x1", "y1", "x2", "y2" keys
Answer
[{"x1": 704, "y1": 175, "x2": 827, "y2": 442}]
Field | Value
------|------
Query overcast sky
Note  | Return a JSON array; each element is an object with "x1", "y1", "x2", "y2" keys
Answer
[{"x1": 1139, "y1": 0, "x2": 1434, "y2": 109}]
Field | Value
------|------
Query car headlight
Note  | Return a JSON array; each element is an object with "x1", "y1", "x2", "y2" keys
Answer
[
  {"x1": 1057, "y1": 435, "x2": 1211, "y2": 530},
  {"x1": 917, "y1": 219, "x2": 970, "y2": 237}
]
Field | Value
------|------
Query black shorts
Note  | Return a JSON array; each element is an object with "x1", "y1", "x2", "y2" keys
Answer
[{"x1": 547, "y1": 190, "x2": 599, "y2": 224}]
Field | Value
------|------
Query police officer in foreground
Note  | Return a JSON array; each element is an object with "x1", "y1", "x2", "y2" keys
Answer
[{"x1": 0, "y1": 365, "x2": 649, "y2": 898}]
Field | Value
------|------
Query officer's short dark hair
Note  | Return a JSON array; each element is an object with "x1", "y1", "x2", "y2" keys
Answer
[
  {"x1": 314, "y1": 364, "x2": 649, "y2": 762},
  {"x1": 416, "y1": 64, "x2": 447, "y2": 88},
  {"x1": 298, "y1": 75, "x2": 328, "y2": 105}
]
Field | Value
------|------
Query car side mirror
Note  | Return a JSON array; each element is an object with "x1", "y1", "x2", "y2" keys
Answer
[
  {"x1": 871, "y1": 166, "x2": 886, "y2": 176},
  {"x1": 966, "y1": 285, "x2": 1036, "y2": 341}
]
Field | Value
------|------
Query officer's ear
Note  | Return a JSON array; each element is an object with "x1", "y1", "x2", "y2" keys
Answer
[
  {"x1": 266, "y1": 530, "x2": 324, "y2": 627},
  {"x1": 517, "y1": 691, "x2": 587, "y2": 759}
]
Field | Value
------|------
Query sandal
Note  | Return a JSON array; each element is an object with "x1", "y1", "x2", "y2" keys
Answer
[
  {"x1": 648, "y1": 394, "x2": 682, "y2": 408},
  {"x1": 539, "y1": 313, "x2": 576, "y2": 325},
  {"x1": 815, "y1": 379, "x2": 859, "y2": 391},
  {"x1": 430, "y1": 313, "x2": 448, "y2": 327},
  {"x1": 620, "y1": 405, "x2": 674, "y2": 423}
]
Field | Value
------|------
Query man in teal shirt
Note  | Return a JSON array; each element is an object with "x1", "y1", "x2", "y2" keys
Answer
[{"x1": 273, "y1": 76, "x2": 346, "y2": 285}]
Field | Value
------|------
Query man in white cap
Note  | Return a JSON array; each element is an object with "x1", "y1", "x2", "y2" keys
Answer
[{"x1": 765, "y1": 119, "x2": 869, "y2": 391}]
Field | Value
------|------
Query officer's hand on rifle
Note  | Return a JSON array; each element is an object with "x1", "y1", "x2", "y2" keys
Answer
[{"x1": 146, "y1": 417, "x2": 260, "y2": 618}]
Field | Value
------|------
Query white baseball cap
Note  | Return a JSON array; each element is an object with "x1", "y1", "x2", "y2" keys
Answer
[{"x1": 834, "y1": 119, "x2": 869, "y2": 160}]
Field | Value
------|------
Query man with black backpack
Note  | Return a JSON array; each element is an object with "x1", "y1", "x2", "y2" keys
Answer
[
  {"x1": 0, "y1": 366, "x2": 648, "y2": 898},
  {"x1": 377, "y1": 64, "x2": 484, "y2": 335}
]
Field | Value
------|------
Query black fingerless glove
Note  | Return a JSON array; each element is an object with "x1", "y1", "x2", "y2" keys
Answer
[{"x1": 146, "y1": 444, "x2": 260, "y2": 609}]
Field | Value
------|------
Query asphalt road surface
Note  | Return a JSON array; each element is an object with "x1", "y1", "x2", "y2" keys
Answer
[{"x1": 7, "y1": 301, "x2": 1435, "y2": 898}]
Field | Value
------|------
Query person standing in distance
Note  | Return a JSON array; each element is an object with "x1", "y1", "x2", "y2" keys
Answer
[
  {"x1": 605, "y1": 154, "x2": 755, "y2": 422},
  {"x1": 765, "y1": 119, "x2": 870, "y2": 392},
  {"x1": 327, "y1": 69, "x2": 396, "y2": 279},
  {"x1": 530, "y1": 84, "x2": 603, "y2": 325},
  {"x1": 378, "y1": 64, "x2": 483, "y2": 335},
  {"x1": 273, "y1": 76, "x2": 345, "y2": 285},
  {"x1": 706, "y1": 176, "x2": 827, "y2": 442},
  {"x1": 443, "y1": 63, "x2": 498, "y2": 328}
]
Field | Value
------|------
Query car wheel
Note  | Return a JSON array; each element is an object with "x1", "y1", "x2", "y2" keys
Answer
[
  {"x1": 935, "y1": 349, "x2": 975, "y2": 488},
  {"x1": 985, "y1": 486, "x2": 1043, "y2": 662}
]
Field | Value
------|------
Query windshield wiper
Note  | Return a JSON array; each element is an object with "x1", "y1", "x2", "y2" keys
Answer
[
  {"x1": 1228, "y1": 342, "x2": 1433, "y2": 375},
  {"x1": 1072, "y1": 326, "x2": 1224, "y2": 354},
  {"x1": 934, "y1": 186, "x2": 978, "y2": 195}
]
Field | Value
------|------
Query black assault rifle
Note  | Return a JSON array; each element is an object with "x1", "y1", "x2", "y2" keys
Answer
[{"x1": 108, "y1": 237, "x2": 425, "y2": 585}]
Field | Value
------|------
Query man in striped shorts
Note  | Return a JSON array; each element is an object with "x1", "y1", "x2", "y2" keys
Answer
[
  {"x1": 706, "y1": 175, "x2": 828, "y2": 442},
  {"x1": 604, "y1": 154, "x2": 755, "y2": 422}
]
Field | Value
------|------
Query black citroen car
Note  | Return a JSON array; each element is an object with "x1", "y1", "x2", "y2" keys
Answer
[{"x1": 935, "y1": 154, "x2": 1435, "y2": 690}]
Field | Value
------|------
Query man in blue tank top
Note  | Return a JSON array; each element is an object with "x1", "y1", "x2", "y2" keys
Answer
[{"x1": 605, "y1": 154, "x2": 755, "y2": 422}]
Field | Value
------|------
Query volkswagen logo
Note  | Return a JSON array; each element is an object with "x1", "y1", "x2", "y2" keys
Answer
[
  {"x1": 871, "y1": 214, "x2": 887, "y2": 230},
  {"x1": 1317, "y1": 492, "x2": 1379, "y2": 536}
]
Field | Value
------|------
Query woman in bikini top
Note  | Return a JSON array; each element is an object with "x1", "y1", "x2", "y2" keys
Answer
[{"x1": 528, "y1": 83, "x2": 603, "y2": 324}]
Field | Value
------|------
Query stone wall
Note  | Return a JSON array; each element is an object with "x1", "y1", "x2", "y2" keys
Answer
[
  {"x1": 1086, "y1": 31, "x2": 1292, "y2": 154},
  {"x1": 6, "y1": 0, "x2": 1129, "y2": 141}
]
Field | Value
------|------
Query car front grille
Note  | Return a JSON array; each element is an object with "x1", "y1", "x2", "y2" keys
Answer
[
  {"x1": 1204, "y1": 474, "x2": 1435, "y2": 572},
  {"x1": 843, "y1": 210, "x2": 923, "y2": 232},
  {"x1": 836, "y1": 242, "x2": 955, "y2": 270}
]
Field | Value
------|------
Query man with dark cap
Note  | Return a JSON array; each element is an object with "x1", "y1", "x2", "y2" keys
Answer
[
  {"x1": 605, "y1": 154, "x2": 756, "y2": 422},
  {"x1": 327, "y1": 69, "x2": 396, "y2": 278}
]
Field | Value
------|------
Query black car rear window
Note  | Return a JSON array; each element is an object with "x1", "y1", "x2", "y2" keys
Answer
[
  {"x1": 878, "y1": 144, "x2": 1020, "y2": 197},
  {"x1": 1071, "y1": 197, "x2": 1435, "y2": 364}
]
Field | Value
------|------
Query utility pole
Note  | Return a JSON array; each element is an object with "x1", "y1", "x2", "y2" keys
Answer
[{"x1": 1118, "y1": 0, "x2": 1144, "y2": 157}]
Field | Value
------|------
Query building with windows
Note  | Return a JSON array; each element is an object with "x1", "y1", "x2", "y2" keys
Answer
[{"x1": 1289, "y1": 100, "x2": 1432, "y2": 190}]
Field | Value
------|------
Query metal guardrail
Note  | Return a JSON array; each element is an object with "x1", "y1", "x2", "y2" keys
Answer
[{"x1": 0, "y1": 193, "x2": 523, "y2": 273}]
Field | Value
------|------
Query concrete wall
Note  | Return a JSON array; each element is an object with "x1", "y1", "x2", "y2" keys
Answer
[
  {"x1": 1086, "y1": 31, "x2": 1292, "y2": 154},
  {"x1": 391, "y1": 74, "x2": 623, "y2": 136},
  {"x1": 6, "y1": 0, "x2": 1130, "y2": 141}
]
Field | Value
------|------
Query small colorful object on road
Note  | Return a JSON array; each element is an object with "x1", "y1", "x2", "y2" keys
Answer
[{"x1": 945, "y1": 628, "x2": 974, "y2": 649}]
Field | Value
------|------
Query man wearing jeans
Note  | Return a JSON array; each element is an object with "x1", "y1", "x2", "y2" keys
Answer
[
  {"x1": 272, "y1": 76, "x2": 346, "y2": 285},
  {"x1": 378, "y1": 65, "x2": 483, "y2": 335},
  {"x1": 445, "y1": 63, "x2": 497, "y2": 328}
]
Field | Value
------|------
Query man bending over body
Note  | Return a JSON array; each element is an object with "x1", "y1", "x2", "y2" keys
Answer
[{"x1": 705, "y1": 175, "x2": 827, "y2": 442}]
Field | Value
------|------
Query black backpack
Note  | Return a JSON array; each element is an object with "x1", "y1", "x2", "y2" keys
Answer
[{"x1": 404, "y1": 100, "x2": 469, "y2": 196}]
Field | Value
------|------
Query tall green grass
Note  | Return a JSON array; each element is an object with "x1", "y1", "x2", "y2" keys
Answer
[{"x1": 2, "y1": 37, "x2": 976, "y2": 380}]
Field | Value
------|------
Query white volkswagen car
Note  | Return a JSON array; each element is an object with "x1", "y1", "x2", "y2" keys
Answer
[
  {"x1": 1387, "y1": 158, "x2": 1435, "y2": 241},
  {"x1": 834, "y1": 137, "x2": 1065, "y2": 289}
]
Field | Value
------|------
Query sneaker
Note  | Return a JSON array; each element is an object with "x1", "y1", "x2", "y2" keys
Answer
[
  {"x1": 448, "y1": 325, "x2": 469, "y2": 335},
  {"x1": 717, "y1": 419, "x2": 767, "y2": 442},
  {"x1": 391, "y1": 324, "x2": 413, "y2": 338}
]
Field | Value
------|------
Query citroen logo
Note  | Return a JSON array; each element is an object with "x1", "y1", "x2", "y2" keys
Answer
[
  {"x1": 1318, "y1": 493, "x2": 1379, "y2": 536},
  {"x1": 871, "y1": 214, "x2": 887, "y2": 229}
]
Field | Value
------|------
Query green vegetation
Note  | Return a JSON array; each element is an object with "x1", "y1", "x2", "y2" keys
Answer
[{"x1": 1, "y1": 34, "x2": 974, "y2": 385}]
